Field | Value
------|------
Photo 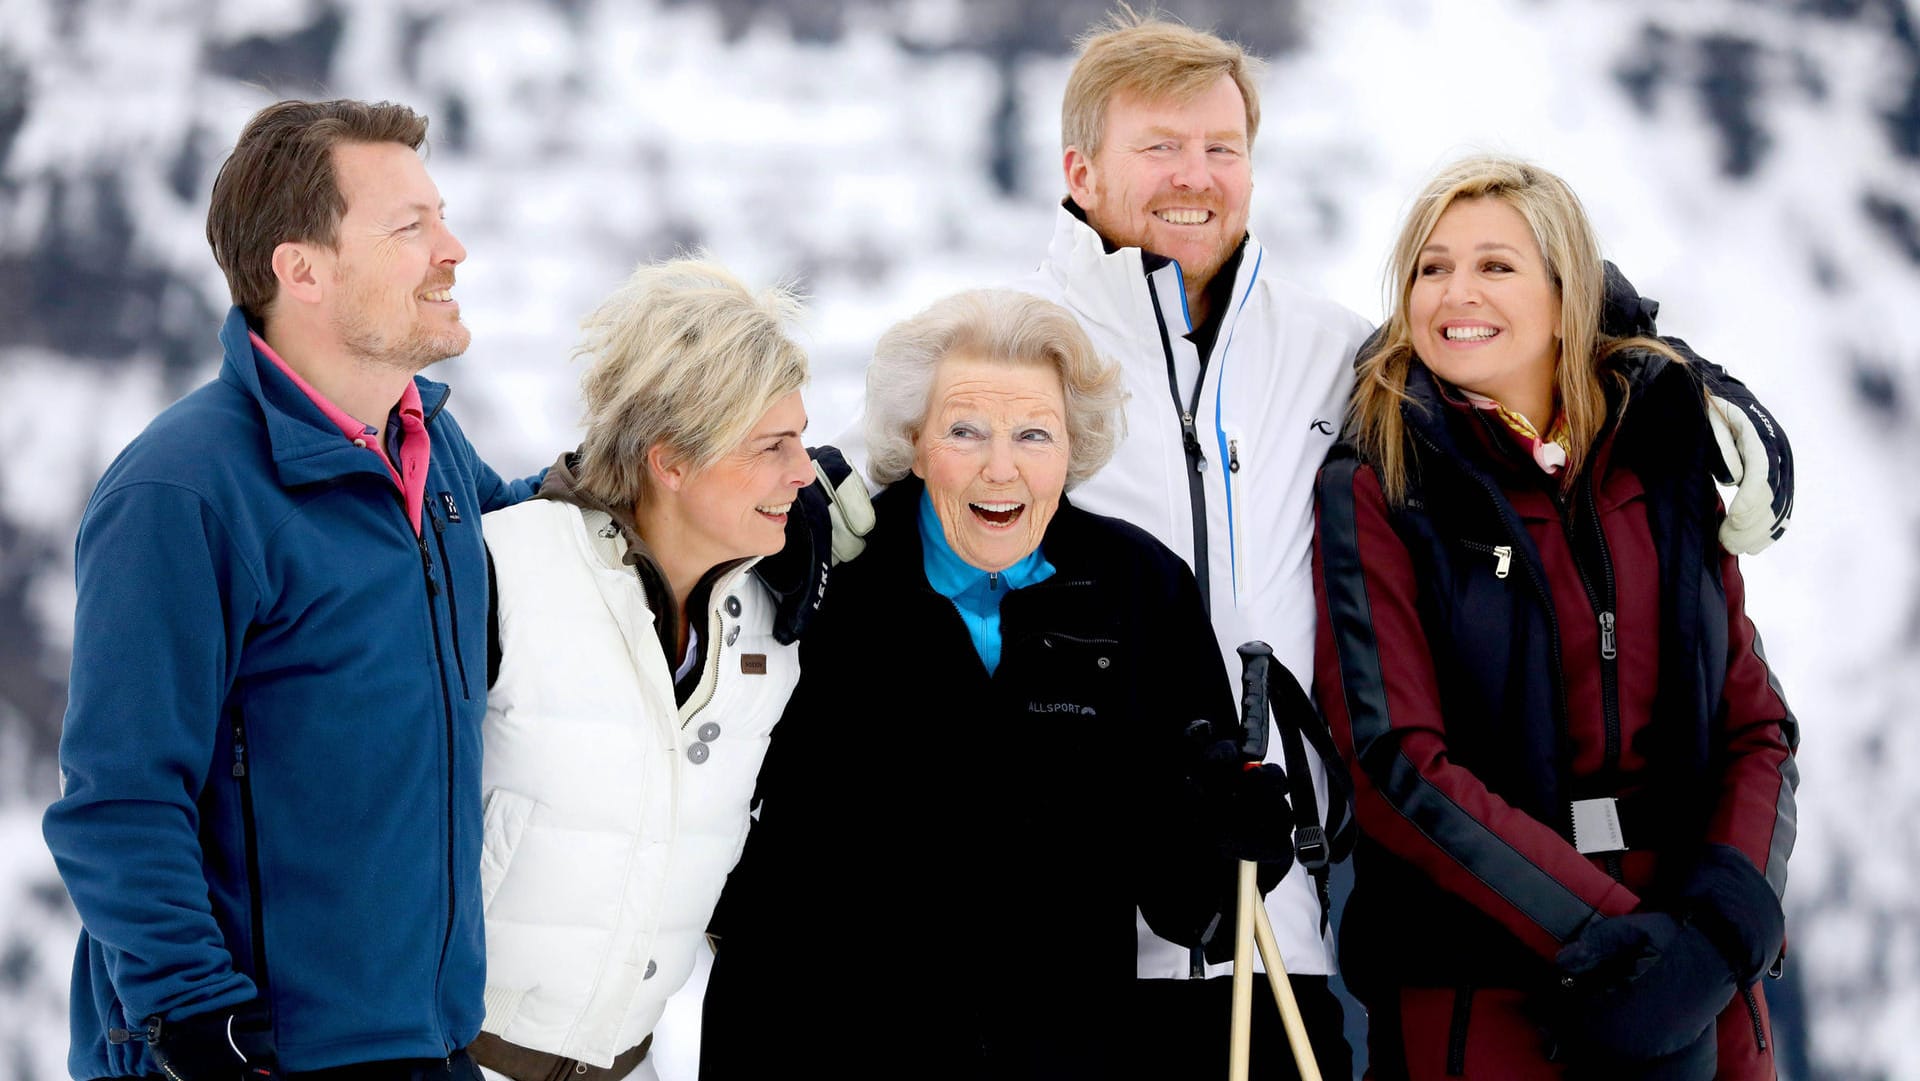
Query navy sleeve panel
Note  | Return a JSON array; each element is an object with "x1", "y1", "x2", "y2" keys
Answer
[
  {"x1": 1708, "y1": 549, "x2": 1799, "y2": 899},
  {"x1": 1312, "y1": 456, "x2": 1637, "y2": 960},
  {"x1": 43, "y1": 482, "x2": 260, "y2": 1023}
]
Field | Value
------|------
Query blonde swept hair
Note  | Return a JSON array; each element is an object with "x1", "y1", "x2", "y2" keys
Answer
[
  {"x1": 1349, "y1": 155, "x2": 1680, "y2": 503},
  {"x1": 1062, "y1": 6, "x2": 1266, "y2": 157},
  {"x1": 864, "y1": 289, "x2": 1127, "y2": 490},
  {"x1": 573, "y1": 257, "x2": 808, "y2": 508}
]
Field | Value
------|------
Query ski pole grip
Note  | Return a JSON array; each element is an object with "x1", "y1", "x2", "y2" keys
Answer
[{"x1": 1236, "y1": 641, "x2": 1274, "y2": 763}]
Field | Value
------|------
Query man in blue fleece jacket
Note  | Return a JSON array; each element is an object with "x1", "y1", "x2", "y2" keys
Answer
[{"x1": 43, "y1": 99, "x2": 535, "y2": 1081}]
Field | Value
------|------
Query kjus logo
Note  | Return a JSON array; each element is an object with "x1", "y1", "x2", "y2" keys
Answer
[
  {"x1": 1029, "y1": 701, "x2": 1098, "y2": 716},
  {"x1": 1310, "y1": 419, "x2": 1334, "y2": 436}
]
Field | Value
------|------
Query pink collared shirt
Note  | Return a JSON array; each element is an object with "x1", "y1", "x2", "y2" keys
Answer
[{"x1": 254, "y1": 332, "x2": 432, "y2": 536}]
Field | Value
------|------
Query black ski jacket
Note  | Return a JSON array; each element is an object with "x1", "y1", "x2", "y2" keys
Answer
[{"x1": 701, "y1": 478, "x2": 1241, "y2": 1080}]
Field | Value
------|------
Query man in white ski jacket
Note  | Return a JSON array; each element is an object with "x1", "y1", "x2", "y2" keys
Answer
[{"x1": 1015, "y1": 12, "x2": 1372, "y2": 1078}]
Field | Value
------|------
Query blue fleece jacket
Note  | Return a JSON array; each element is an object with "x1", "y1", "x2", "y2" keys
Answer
[{"x1": 43, "y1": 307, "x2": 535, "y2": 1078}]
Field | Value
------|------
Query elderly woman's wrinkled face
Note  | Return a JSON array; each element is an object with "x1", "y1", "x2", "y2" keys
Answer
[{"x1": 912, "y1": 352, "x2": 1070, "y2": 572}]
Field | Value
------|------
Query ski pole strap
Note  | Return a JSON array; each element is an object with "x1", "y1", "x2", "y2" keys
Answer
[{"x1": 1264, "y1": 660, "x2": 1356, "y2": 934}]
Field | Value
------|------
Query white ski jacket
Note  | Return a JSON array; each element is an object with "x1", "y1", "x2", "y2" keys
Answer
[
  {"x1": 1017, "y1": 205, "x2": 1374, "y2": 978},
  {"x1": 476, "y1": 498, "x2": 799, "y2": 1067}
]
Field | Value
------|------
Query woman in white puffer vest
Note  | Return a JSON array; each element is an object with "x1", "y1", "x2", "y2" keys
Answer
[{"x1": 470, "y1": 258, "x2": 820, "y2": 1081}]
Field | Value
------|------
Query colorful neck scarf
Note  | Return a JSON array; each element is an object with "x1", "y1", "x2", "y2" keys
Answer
[{"x1": 1460, "y1": 390, "x2": 1570, "y2": 475}]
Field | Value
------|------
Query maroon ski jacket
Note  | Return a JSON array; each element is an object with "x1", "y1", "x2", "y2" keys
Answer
[{"x1": 1313, "y1": 352, "x2": 1796, "y2": 1079}]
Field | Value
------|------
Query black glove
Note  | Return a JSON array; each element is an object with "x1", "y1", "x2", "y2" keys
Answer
[
  {"x1": 1184, "y1": 734, "x2": 1295, "y2": 964},
  {"x1": 1553, "y1": 911, "x2": 1736, "y2": 1064},
  {"x1": 1677, "y1": 843, "x2": 1787, "y2": 986},
  {"x1": 1189, "y1": 738, "x2": 1296, "y2": 872},
  {"x1": 147, "y1": 999, "x2": 279, "y2": 1081},
  {"x1": 752, "y1": 445, "x2": 873, "y2": 644}
]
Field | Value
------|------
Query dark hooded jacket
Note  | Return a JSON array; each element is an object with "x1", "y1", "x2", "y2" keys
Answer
[{"x1": 701, "y1": 478, "x2": 1244, "y2": 1080}]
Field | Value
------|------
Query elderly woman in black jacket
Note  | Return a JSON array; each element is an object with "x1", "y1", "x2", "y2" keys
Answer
[{"x1": 699, "y1": 289, "x2": 1295, "y2": 1080}]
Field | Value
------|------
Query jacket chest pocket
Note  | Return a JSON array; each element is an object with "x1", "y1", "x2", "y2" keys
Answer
[{"x1": 1017, "y1": 632, "x2": 1122, "y2": 738}]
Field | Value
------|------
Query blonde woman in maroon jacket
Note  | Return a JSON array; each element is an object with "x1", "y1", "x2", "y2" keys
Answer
[{"x1": 1313, "y1": 156, "x2": 1796, "y2": 1080}]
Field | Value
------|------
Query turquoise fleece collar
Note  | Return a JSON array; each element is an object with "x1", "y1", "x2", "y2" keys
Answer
[{"x1": 917, "y1": 489, "x2": 1055, "y2": 674}]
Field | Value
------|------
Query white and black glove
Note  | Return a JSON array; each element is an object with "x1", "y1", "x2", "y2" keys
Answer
[
  {"x1": 1704, "y1": 384, "x2": 1792, "y2": 554},
  {"x1": 811, "y1": 445, "x2": 875, "y2": 564},
  {"x1": 752, "y1": 445, "x2": 874, "y2": 644},
  {"x1": 1601, "y1": 262, "x2": 1793, "y2": 554}
]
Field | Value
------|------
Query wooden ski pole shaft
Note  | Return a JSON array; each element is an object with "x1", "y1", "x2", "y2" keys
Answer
[
  {"x1": 1250, "y1": 883, "x2": 1323, "y2": 1081},
  {"x1": 1229, "y1": 860, "x2": 1260, "y2": 1081}
]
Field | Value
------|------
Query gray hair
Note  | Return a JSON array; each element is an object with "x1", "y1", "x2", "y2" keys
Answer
[
  {"x1": 574, "y1": 256, "x2": 808, "y2": 507},
  {"x1": 864, "y1": 289, "x2": 1126, "y2": 489}
]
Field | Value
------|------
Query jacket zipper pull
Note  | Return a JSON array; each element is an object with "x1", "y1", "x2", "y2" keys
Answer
[
  {"x1": 1181, "y1": 412, "x2": 1204, "y2": 468},
  {"x1": 418, "y1": 536, "x2": 438, "y2": 598},
  {"x1": 1228, "y1": 438, "x2": 1241, "y2": 474},
  {"x1": 988, "y1": 570, "x2": 1000, "y2": 592},
  {"x1": 231, "y1": 719, "x2": 247, "y2": 778},
  {"x1": 1492, "y1": 545, "x2": 1512, "y2": 579},
  {"x1": 1599, "y1": 611, "x2": 1617, "y2": 660}
]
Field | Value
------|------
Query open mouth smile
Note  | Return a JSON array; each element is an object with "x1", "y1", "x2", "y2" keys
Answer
[
  {"x1": 970, "y1": 501, "x2": 1025, "y2": 528},
  {"x1": 755, "y1": 501, "x2": 792, "y2": 522}
]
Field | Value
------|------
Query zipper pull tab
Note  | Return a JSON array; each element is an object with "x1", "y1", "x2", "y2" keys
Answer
[
  {"x1": 1492, "y1": 545, "x2": 1512, "y2": 579},
  {"x1": 231, "y1": 721, "x2": 246, "y2": 778},
  {"x1": 1228, "y1": 438, "x2": 1241, "y2": 474},
  {"x1": 1599, "y1": 611, "x2": 1617, "y2": 660},
  {"x1": 1181, "y1": 412, "x2": 1204, "y2": 467},
  {"x1": 988, "y1": 570, "x2": 1000, "y2": 592},
  {"x1": 419, "y1": 538, "x2": 439, "y2": 598}
]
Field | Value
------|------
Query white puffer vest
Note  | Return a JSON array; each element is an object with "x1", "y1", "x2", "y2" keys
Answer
[{"x1": 477, "y1": 498, "x2": 799, "y2": 1067}]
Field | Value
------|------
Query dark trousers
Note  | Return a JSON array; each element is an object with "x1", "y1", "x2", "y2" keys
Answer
[
  {"x1": 110, "y1": 1047, "x2": 484, "y2": 1081},
  {"x1": 1129, "y1": 974, "x2": 1354, "y2": 1081}
]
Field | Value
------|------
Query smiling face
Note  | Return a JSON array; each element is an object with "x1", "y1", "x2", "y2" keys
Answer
[
  {"x1": 912, "y1": 353, "x2": 1071, "y2": 573},
  {"x1": 663, "y1": 390, "x2": 815, "y2": 572},
  {"x1": 320, "y1": 140, "x2": 470, "y2": 372},
  {"x1": 1065, "y1": 74, "x2": 1252, "y2": 301},
  {"x1": 1409, "y1": 196, "x2": 1563, "y2": 428}
]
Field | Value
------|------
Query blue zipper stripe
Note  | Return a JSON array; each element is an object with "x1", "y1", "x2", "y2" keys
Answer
[{"x1": 1212, "y1": 248, "x2": 1264, "y2": 602}]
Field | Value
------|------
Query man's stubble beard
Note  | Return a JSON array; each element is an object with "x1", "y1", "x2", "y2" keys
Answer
[{"x1": 333, "y1": 295, "x2": 470, "y2": 376}]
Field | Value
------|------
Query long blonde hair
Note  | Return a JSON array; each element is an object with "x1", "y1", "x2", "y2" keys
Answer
[{"x1": 1350, "y1": 155, "x2": 1676, "y2": 504}]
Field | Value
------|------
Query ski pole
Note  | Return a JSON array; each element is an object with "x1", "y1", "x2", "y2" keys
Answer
[
  {"x1": 1229, "y1": 642, "x2": 1272, "y2": 1081},
  {"x1": 1250, "y1": 889, "x2": 1322, "y2": 1081},
  {"x1": 1228, "y1": 642, "x2": 1323, "y2": 1081}
]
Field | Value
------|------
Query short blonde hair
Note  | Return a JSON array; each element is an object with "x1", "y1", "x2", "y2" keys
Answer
[
  {"x1": 1350, "y1": 155, "x2": 1678, "y2": 503},
  {"x1": 574, "y1": 257, "x2": 807, "y2": 507},
  {"x1": 865, "y1": 289, "x2": 1126, "y2": 490},
  {"x1": 1062, "y1": 7, "x2": 1265, "y2": 156}
]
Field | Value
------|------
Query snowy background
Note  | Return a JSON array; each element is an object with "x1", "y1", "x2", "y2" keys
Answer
[{"x1": 2, "y1": 0, "x2": 1917, "y2": 1078}]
